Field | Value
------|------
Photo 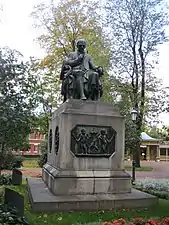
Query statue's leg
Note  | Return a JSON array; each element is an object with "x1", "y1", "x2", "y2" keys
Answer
[
  {"x1": 68, "y1": 80, "x2": 74, "y2": 99},
  {"x1": 76, "y1": 75, "x2": 86, "y2": 100},
  {"x1": 88, "y1": 71, "x2": 99, "y2": 101},
  {"x1": 87, "y1": 71, "x2": 92, "y2": 100},
  {"x1": 96, "y1": 80, "x2": 101, "y2": 101},
  {"x1": 84, "y1": 82, "x2": 88, "y2": 99}
]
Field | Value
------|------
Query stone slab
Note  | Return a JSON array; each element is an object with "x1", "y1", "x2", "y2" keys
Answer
[
  {"x1": 42, "y1": 164, "x2": 131, "y2": 195},
  {"x1": 27, "y1": 178, "x2": 158, "y2": 212},
  {"x1": 52, "y1": 99, "x2": 122, "y2": 118},
  {"x1": 43, "y1": 164, "x2": 131, "y2": 178}
]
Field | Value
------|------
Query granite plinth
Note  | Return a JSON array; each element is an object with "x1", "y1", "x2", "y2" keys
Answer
[
  {"x1": 27, "y1": 178, "x2": 158, "y2": 212},
  {"x1": 43, "y1": 99, "x2": 130, "y2": 196},
  {"x1": 33, "y1": 100, "x2": 157, "y2": 213}
]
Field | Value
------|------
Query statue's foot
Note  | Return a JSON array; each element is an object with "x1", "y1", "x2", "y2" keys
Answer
[{"x1": 81, "y1": 96, "x2": 87, "y2": 100}]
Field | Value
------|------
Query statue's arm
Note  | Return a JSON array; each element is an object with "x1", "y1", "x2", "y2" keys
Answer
[
  {"x1": 88, "y1": 56, "x2": 98, "y2": 70},
  {"x1": 60, "y1": 59, "x2": 67, "y2": 80},
  {"x1": 89, "y1": 56, "x2": 104, "y2": 76},
  {"x1": 65, "y1": 53, "x2": 81, "y2": 67}
]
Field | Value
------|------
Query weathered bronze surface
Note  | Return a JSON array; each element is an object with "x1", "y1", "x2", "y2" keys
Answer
[
  {"x1": 71, "y1": 125, "x2": 116, "y2": 157},
  {"x1": 60, "y1": 38, "x2": 104, "y2": 102}
]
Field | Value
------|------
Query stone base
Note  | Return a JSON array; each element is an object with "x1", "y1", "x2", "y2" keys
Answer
[
  {"x1": 42, "y1": 163, "x2": 131, "y2": 195},
  {"x1": 27, "y1": 178, "x2": 158, "y2": 212}
]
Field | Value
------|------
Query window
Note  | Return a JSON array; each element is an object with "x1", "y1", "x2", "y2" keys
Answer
[
  {"x1": 34, "y1": 145, "x2": 39, "y2": 152},
  {"x1": 160, "y1": 149, "x2": 166, "y2": 156}
]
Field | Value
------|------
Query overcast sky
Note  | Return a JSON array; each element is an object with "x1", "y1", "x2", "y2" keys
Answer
[
  {"x1": 0, "y1": 0, "x2": 169, "y2": 126},
  {"x1": 0, "y1": 0, "x2": 46, "y2": 59}
]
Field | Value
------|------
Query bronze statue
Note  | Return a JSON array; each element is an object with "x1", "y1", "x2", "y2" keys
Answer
[{"x1": 60, "y1": 38, "x2": 103, "y2": 102}]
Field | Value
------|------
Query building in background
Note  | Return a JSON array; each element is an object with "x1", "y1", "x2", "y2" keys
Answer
[
  {"x1": 126, "y1": 132, "x2": 169, "y2": 161},
  {"x1": 140, "y1": 132, "x2": 161, "y2": 161},
  {"x1": 22, "y1": 130, "x2": 46, "y2": 156}
]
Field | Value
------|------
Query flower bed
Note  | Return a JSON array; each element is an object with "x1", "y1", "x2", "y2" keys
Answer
[
  {"x1": 103, "y1": 217, "x2": 169, "y2": 225},
  {"x1": 136, "y1": 179, "x2": 169, "y2": 192},
  {"x1": 135, "y1": 179, "x2": 169, "y2": 199}
]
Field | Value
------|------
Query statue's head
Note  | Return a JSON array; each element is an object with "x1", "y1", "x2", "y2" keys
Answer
[
  {"x1": 81, "y1": 128, "x2": 86, "y2": 134},
  {"x1": 76, "y1": 38, "x2": 86, "y2": 53},
  {"x1": 101, "y1": 129, "x2": 106, "y2": 135}
]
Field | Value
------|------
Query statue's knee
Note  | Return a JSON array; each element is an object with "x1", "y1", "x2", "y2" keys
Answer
[{"x1": 93, "y1": 72, "x2": 99, "y2": 76}]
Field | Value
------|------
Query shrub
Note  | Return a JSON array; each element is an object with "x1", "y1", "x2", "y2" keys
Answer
[
  {"x1": 0, "y1": 204, "x2": 29, "y2": 224},
  {"x1": 0, "y1": 174, "x2": 12, "y2": 185},
  {"x1": 38, "y1": 153, "x2": 47, "y2": 168},
  {"x1": 38, "y1": 140, "x2": 48, "y2": 168},
  {"x1": 0, "y1": 152, "x2": 23, "y2": 170},
  {"x1": 12, "y1": 155, "x2": 23, "y2": 169}
]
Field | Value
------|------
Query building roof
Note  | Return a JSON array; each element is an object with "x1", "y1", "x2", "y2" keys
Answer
[{"x1": 141, "y1": 132, "x2": 159, "y2": 141}]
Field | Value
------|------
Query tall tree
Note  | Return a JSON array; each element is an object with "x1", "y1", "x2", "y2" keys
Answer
[
  {"x1": 0, "y1": 47, "x2": 38, "y2": 153},
  {"x1": 31, "y1": 0, "x2": 112, "y2": 107},
  {"x1": 105, "y1": 0, "x2": 169, "y2": 166}
]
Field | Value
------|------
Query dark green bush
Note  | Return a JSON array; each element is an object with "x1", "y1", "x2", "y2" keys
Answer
[
  {"x1": 0, "y1": 152, "x2": 23, "y2": 170},
  {"x1": 38, "y1": 140, "x2": 48, "y2": 168},
  {"x1": 38, "y1": 153, "x2": 47, "y2": 168},
  {"x1": 0, "y1": 204, "x2": 29, "y2": 224},
  {"x1": 12, "y1": 155, "x2": 23, "y2": 169},
  {"x1": 0, "y1": 174, "x2": 12, "y2": 185}
]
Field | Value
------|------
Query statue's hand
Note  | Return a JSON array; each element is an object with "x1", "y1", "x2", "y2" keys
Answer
[
  {"x1": 97, "y1": 66, "x2": 104, "y2": 75},
  {"x1": 78, "y1": 54, "x2": 84, "y2": 61}
]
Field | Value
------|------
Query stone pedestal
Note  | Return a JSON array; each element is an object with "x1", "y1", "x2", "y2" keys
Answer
[
  {"x1": 42, "y1": 99, "x2": 131, "y2": 195},
  {"x1": 28, "y1": 99, "x2": 158, "y2": 212}
]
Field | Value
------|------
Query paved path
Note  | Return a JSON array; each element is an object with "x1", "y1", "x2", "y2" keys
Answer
[
  {"x1": 126, "y1": 161, "x2": 169, "y2": 179},
  {"x1": 2, "y1": 168, "x2": 41, "y2": 178},
  {"x1": 2, "y1": 161, "x2": 169, "y2": 179}
]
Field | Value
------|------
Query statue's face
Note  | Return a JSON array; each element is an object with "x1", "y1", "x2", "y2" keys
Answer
[
  {"x1": 81, "y1": 129, "x2": 86, "y2": 134},
  {"x1": 101, "y1": 130, "x2": 106, "y2": 135},
  {"x1": 77, "y1": 42, "x2": 86, "y2": 53}
]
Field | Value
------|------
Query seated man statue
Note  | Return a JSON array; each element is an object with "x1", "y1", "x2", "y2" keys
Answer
[{"x1": 60, "y1": 38, "x2": 103, "y2": 101}]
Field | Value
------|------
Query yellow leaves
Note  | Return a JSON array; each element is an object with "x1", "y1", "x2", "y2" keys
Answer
[
  {"x1": 39, "y1": 56, "x2": 52, "y2": 68},
  {"x1": 33, "y1": 0, "x2": 101, "y2": 55}
]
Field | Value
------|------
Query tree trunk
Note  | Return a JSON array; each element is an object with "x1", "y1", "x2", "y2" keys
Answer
[
  {"x1": 131, "y1": 43, "x2": 141, "y2": 167},
  {"x1": 134, "y1": 130, "x2": 141, "y2": 167}
]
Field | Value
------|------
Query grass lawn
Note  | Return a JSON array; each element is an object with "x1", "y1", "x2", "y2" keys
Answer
[
  {"x1": 22, "y1": 159, "x2": 153, "y2": 172},
  {"x1": 124, "y1": 165, "x2": 153, "y2": 171},
  {"x1": 1, "y1": 183, "x2": 169, "y2": 225},
  {"x1": 22, "y1": 160, "x2": 39, "y2": 168}
]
